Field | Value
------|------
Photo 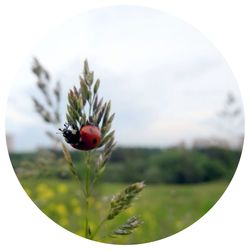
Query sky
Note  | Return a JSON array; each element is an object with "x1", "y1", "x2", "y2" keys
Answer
[{"x1": 6, "y1": 6, "x2": 244, "y2": 152}]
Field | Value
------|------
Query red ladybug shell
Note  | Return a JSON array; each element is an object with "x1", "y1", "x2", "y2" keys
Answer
[{"x1": 71, "y1": 125, "x2": 101, "y2": 150}]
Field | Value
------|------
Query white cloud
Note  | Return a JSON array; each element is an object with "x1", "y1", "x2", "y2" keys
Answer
[{"x1": 6, "y1": 104, "x2": 36, "y2": 128}]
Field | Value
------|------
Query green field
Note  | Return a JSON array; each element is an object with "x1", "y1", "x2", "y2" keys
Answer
[{"x1": 20, "y1": 178, "x2": 228, "y2": 244}]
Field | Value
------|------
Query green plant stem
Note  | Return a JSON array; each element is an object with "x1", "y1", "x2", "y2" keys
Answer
[
  {"x1": 90, "y1": 218, "x2": 107, "y2": 240},
  {"x1": 84, "y1": 198, "x2": 89, "y2": 238},
  {"x1": 84, "y1": 150, "x2": 106, "y2": 240},
  {"x1": 84, "y1": 152, "x2": 91, "y2": 238}
]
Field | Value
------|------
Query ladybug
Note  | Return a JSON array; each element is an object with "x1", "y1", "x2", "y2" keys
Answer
[{"x1": 60, "y1": 124, "x2": 101, "y2": 151}]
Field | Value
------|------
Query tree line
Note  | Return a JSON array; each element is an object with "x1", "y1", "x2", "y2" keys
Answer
[{"x1": 10, "y1": 146, "x2": 241, "y2": 184}]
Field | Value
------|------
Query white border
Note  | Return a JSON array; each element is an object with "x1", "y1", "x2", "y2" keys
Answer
[{"x1": 0, "y1": 1, "x2": 250, "y2": 250}]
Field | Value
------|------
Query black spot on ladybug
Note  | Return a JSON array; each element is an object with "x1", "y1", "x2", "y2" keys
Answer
[
  {"x1": 92, "y1": 138, "x2": 97, "y2": 144},
  {"x1": 77, "y1": 139, "x2": 85, "y2": 145}
]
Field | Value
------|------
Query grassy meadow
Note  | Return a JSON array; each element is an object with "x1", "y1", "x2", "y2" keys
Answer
[
  {"x1": 10, "y1": 146, "x2": 240, "y2": 244},
  {"x1": 20, "y1": 177, "x2": 228, "y2": 244}
]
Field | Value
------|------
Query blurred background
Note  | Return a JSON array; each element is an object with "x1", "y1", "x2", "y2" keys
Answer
[{"x1": 6, "y1": 6, "x2": 244, "y2": 244}]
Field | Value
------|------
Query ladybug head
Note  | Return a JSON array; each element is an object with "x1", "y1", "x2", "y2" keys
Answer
[{"x1": 59, "y1": 124, "x2": 80, "y2": 144}]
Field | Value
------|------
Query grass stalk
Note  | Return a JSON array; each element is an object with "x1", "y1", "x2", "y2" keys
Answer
[
  {"x1": 90, "y1": 218, "x2": 107, "y2": 240},
  {"x1": 84, "y1": 151, "x2": 91, "y2": 238}
]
